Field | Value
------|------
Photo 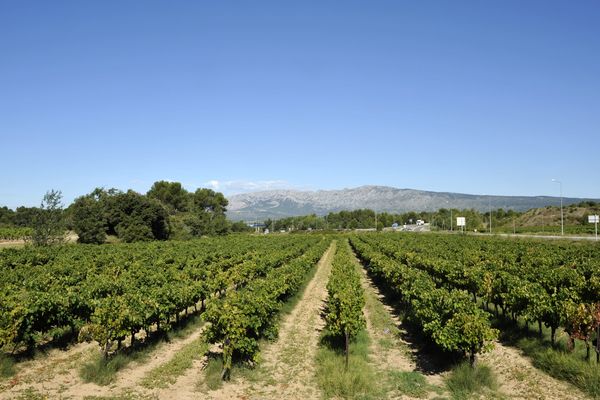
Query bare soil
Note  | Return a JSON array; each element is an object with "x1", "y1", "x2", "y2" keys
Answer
[{"x1": 0, "y1": 322, "x2": 208, "y2": 399}]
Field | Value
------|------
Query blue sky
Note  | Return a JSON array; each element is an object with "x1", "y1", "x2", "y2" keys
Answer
[{"x1": 1, "y1": 1, "x2": 599, "y2": 208}]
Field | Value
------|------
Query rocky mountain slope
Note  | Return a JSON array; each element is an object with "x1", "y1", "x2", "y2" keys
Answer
[{"x1": 226, "y1": 185, "x2": 598, "y2": 221}]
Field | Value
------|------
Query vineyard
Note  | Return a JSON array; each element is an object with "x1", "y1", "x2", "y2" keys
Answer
[
  {"x1": 0, "y1": 227, "x2": 32, "y2": 241},
  {"x1": 0, "y1": 236, "x2": 320, "y2": 361},
  {"x1": 351, "y1": 233, "x2": 600, "y2": 355},
  {"x1": 0, "y1": 232, "x2": 599, "y2": 399}
]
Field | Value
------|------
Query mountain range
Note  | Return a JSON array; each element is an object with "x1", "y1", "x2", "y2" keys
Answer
[{"x1": 226, "y1": 185, "x2": 599, "y2": 221}]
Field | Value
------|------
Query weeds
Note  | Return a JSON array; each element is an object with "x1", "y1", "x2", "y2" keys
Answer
[
  {"x1": 141, "y1": 332, "x2": 208, "y2": 388},
  {"x1": 446, "y1": 361, "x2": 498, "y2": 400},
  {"x1": 202, "y1": 356, "x2": 224, "y2": 391},
  {"x1": 80, "y1": 353, "x2": 131, "y2": 385},
  {"x1": 518, "y1": 337, "x2": 600, "y2": 398},
  {"x1": 0, "y1": 353, "x2": 16, "y2": 378},
  {"x1": 316, "y1": 329, "x2": 380, "y2": 400},
  {"x1": 495, "y1": 315, "x2": 600, "y2": 398},
  {"x1": 388, "y1": 370, "x2": 435, "y2": 398}
]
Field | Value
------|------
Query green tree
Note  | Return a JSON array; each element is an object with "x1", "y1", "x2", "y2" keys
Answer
[
  {"x1": 147, "y1": 181, "x2": 190, "y2": 213},
  {"x1": 71, "y1": 195, "x2": 107, "y2": 244},
  {"x1": 230, "y1": 220, "x2": 252, "y2": 232},
  {"x1": 13, "y1": 206, "x2": 38, "y2": 227},
  {"x1": 0, "y1": 206, "x2": 15, "y2": 226},
  {"x1": 32, "y1": 190, "x2": 65, "y2": 246},
  {"x1": 116, "y1": 216, "x2": 154, "y2": 242},
  {"x1": 92, "y1": 188, "x2": 170, "y2": 242},
  {"x1": 187, "y1": 188, "x2": 229, "y2": 236}
]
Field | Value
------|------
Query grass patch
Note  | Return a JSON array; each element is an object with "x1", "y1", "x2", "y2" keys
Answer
[
  {"x1": 0, "y1": 353, "x2": 16, "y2": 379},
  {"x1": 446, "y1": 361, "x2": 499, "y2": 400},
  {"x1": 355, "y1": 254, "x2": 412, "y2": 360},
  {"x1": 141, "y1": 331, "x2": 208, "y2": 388},
  {"x1": 202, "y1": 356, "x2": 224, "y2": 391},
  {"x1": 80, "y1": 353, "x2": 131, "y2": 386},
  {"x1": 13, "y1": 387, "x2": 46, "y2": 400},
  {"x1": 316, "y1": 329, "x2": 381, "y2": 400},
  {"x1": 388, "y1": 370, "x2": 437, "y2": 398},
  {"x1": 517, "y1": 337, "x2": 600, "y2": 398}
]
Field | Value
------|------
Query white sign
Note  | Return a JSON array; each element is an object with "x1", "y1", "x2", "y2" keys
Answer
[
  {"x1": 456, "y1": 217, "x2": 466, "y2": 227},
  {"x1": 589, "y1": 215, "x2": 600, "y2": 223}
]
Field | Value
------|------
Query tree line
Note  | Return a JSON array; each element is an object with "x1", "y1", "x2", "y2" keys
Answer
[
  {"x1": 0, "y1": 181, "x2": 251, "y2": 245},
  {"x1": 264, "y1": 207, "x2": 526, "y2": 232}
]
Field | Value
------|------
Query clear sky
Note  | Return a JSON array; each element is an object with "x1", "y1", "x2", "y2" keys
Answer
[{"x1": 1, "y1": 1, "x2": 599, "y2": 208}]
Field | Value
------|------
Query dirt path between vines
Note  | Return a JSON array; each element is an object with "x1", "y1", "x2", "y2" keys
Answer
[
  {"x1": 354, "y1": 251, "x2": 448, "y2": 399},
  {"x1": 481, "y1": 341, "x2": 590, "y2": 400},
  {"x1": 0, "y1": 342, "x2": 96, "y2": 398},
  {"x1": 358, "y1": 263, "x2": 418, "y2": 369},
  {"x1": 201, "y1": 241, "x2": 336, "y2": 400},
  {"x1": 352, "y1": 248, "x2": 589, "y2": 400},
  {"x1": 0, "y1": 321, "x2": 208, "y2": 399}
]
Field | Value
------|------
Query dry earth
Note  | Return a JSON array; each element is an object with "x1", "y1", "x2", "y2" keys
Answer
[{"x1": 0, "y1": 322, "x2": 207, "y2": 399}]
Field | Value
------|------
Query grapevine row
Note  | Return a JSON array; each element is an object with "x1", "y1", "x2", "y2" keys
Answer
[
  {"x1": 0, "y1": 235, "x2": 320, "y2": 357},
  {"x1": 350, "y1": 236, "x2": 498, "y2": 366},
  {"x1": 323, "y1": 239, "x2": 365, "y2": 368},
  {"x1": 360, "y1": 233, "x2": 600, "y2": 356},
  {"x1": 203, "y1": 237, "x2": 331, "y2": 380}
]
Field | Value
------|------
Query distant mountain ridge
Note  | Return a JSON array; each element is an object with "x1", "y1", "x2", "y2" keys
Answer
[{"x1": 225, "y1": 185, "x2": 599, "y2": 221}]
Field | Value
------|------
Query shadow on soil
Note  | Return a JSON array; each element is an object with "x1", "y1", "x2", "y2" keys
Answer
[{"x1": 352, "y1": 250, "x2": 462, "y2": 376}]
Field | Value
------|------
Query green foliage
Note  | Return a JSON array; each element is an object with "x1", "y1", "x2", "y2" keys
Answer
[
  {"x1": 97, "y1": 189, "x2": 171, "y2": 242},
  {"x1": 350, "y1": 235, "x2": 498, "y2": 362},
  {"x1": 515, "y1": 334, "x2": 600, "y2": 398},
  {"x1": 230, "y1": 220, "x2": 252, "y2": 233},
  {"x1": 0, "y1": 206, "x2": 15, "y2": 226},
  {"x1": 72, "y1": 195, "x2": 106, "y2": 244},
  {"x1": 147, "y1": 181, "x2": 190, "y2": 213},
  {"x1": 115, "y1": 217, "x2": 154, "y2": 242},
  {"x1": 79, "y1": 296, "x2": 131, "y2": 358},
  {"x1": 0, "y1": 227, "x2": 33, "y2": 240},
  {"x1": 32, "y1": 189, "x2": 65, "y2": 246},
  {"x1": 13, "y1": 207, "x2": 39, "y2": 228},
  {"x1": 0, "y1": 353, "x2": 15, "y2": 378},
  {"x1": 80, "y1": 353, "x2": 130, "y2": 385},
  {"x1": 316, "y1": 329, "x2": 378, "y2": 400},
  {"x1": 203, "y1": 238, "x2": 330, "y2": 380},
  {"x1": 387, "y1": 371, "x2": 433, "y2": 398},
  {"x1": 0, "y1": 234, "x2": 326, "y2": 374},
  {"x1": 324, "y1": 240, "x2": 365, "y2": 365},
  {"x1": 187, "y1": 188, "x2": 229, "y2": 236}
]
